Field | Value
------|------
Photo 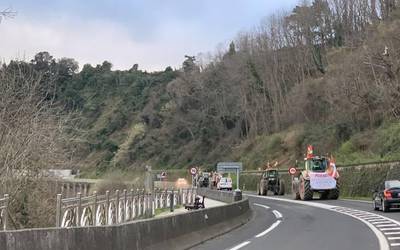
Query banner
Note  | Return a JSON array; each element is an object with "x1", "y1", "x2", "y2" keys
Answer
[{"x1": 309, "y1": 173, "x2": 337, "y2": 190}]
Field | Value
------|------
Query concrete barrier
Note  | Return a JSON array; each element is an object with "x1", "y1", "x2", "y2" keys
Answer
[
  {"x1": 197, "y1": 188, "x2": 236, "y2": 203},
  {"x1": 0, "y1": 193, "x2": 251, "y2": 250}
]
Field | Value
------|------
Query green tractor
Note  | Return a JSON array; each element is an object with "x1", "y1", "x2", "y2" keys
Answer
[
  {"x1": 291, "y1": 146, "x2": 340, "y2": 200},
  {"x1": 258, "y1": 169, "x2": 285, "y2": 196}
]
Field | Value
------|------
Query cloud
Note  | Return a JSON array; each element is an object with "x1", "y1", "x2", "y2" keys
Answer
[
  {"x1": 0, "y1": 17, "x2": 214, "y2": 71},
  {"x1": 0, "y1": 0, "x2": 299, "y2": 71}
]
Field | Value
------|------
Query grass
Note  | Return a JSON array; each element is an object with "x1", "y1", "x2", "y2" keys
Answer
[{"x1": 340, "y1": 196, "x2": 372, "y2": 202}]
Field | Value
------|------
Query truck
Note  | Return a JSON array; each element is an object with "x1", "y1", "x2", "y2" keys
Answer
[
  {"x1": 258, "y1": 169, "x2": 285, "y2": 196},
  {"x1": 291, "y1": 146, "x2": 340, "y2": 200}
]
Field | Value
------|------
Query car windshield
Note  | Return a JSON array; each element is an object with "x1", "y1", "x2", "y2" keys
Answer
[
  {"x1": 268, "y1": 171, "x2": 278, "y2": 177},
  {"x1": 307, "y1": 159, "x2": 328, "y2": 171},
  {"x1": 385, "y1": 180, "x2": 400, "y2": 189}
]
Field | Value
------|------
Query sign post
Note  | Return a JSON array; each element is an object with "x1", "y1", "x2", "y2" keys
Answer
[
  {"x1": 288, "y1": 167, "x2": 297, "y2": 175},
  {"x1": 190, "y1": 167, "x2": 197, "y2": 188}
]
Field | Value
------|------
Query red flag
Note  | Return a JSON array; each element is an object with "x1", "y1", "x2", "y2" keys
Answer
[{"x1": 306, "y1": 145, "x2": 314, "y2": 159}]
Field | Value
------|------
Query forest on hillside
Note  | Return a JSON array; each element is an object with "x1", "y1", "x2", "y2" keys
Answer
[{"x1": 2, "y1": 0, "x2": 400, "y2": 179}]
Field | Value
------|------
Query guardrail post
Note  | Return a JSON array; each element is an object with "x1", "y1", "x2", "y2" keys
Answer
[
  {"x1": 164, "y1": 189, "x2": 168, "y2": 208},
  {"x1": 56, "y1": 194, "x2": 62, "y2": 227},
  {"x1": 3, "y1": 194, "x2": 9, "y2": 230},
  {"x1": 170, "y1": 189, "x2": 174, "y2": 212},
  {"x1": 130, "y1": 189, "x2": 134, "y2": 220},
  {"x1": 105, "y1": 191, "x2": 110, "y2": 225},
  {"x1": 136, "y1": 188, "x2": 140, "y2": 217},
  {"x1": 115, "y1": 190, "x2": 120, "y2": 223},
  {"x1": 154, "y1": 189, "x2": 157, "y2": 209},
  {"x1": 123, "y1": 189, "x2": 127, "y2": 222},
  {"x1": 76, "y1": 192, "x2": 82, "y2": 227},
  {"x1": 141, "y1": 189, "x2": 145, "y2": 217},
  {"x1": 93, "y1": 191, "x2": 97, "y2": 226},
  {"x1": 151, "y1": 191, "x2": 155, "y2": 216}
]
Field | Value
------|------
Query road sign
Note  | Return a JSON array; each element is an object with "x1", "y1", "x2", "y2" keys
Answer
[
  {"x1": 190, "y1": 167, "x2": 197, "y2": 176},
  {"x1": 216, "y1": 162, "x2": 243, "y2": 173},
  {"x1": 289, "y1": 167, "x2": 297, "y2": 175},
  {"x1": 160, "y1": 172, "x2": 167, "y2": 178}
]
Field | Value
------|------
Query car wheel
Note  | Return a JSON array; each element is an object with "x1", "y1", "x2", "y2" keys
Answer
[
  {"x1": 373, "y1": 200, "x2": 379, "y2": 211},
  {"x1": 382, "y1": 200, "x2": 390, "y2": 212}
]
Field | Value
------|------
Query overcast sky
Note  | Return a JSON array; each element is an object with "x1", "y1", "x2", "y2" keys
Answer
[{"x1": 0, "y1": 1, "x2": 298, "y2": 71}]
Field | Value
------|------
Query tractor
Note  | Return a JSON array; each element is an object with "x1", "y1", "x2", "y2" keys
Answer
[
  {"x1": 291, "y1": 146, "x2": 340, "y2": 200},
  {"x1": 258, "y1": 169, "x2": 285, "y2": 196}
]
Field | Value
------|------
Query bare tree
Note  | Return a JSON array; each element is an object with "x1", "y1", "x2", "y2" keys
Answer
[
  {"x1": 0, "y1": 8, "x2": 16, "y2": 22},
  {"x1": 0, "y1": 62, "x2": 73, "y2": 228}
]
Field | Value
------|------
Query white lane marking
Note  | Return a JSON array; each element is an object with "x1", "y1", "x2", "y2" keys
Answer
[
  {"x1": 380, "y1": 228, "x2": 400, "y2": 231},
  {"x1": 255, "y1": 220, "x2": 281, "y2": 238},
  {"x1": 246, "y1": 194, "x2": 390, "y2": 250},
  {"x1": 353, "y1": 213, "x2": 371, "y2": 216},
  {"x1": 229, "y1": 241, "x2": 251, "y2": 250},
  {"x1": 273, "y1": 210, "x2": 283, "y2": 219},
  {"x1": 368, "y1": 219, "x2": 389, "y2": 223},
  {"x1": 373, "y1": 221, "x2": 394, "y2": 225},
  {"x1": 388, "y1": 237, "x2": 400, "y2": 240},
  {"x1": 391, "y1": 243, "x2": 400, "y2": 246},
  {"x1": 361, "y1": 216, "x2": 383, "y2": 220},
  {"x1": 377, "y1": 224, "x2": 398, "y2": 228},
  {"x1": 385, "y1": 232, "x2": 400, "y2": 235},
  {"x1": 253, "y1": 203, "x2": 270, "y2": 209}
]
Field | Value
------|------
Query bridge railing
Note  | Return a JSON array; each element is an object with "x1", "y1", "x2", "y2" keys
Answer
[
  {"x1": 0, "y1": 194, "x2": 9, "y2": 231},
  {"x1": 56, "y1": 188, "x2": 197, "y2": 228}
]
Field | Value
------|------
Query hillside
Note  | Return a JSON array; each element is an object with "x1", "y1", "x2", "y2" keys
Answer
[{"x1": 7, "y1": 1, "x2": 400, "y2": 177}]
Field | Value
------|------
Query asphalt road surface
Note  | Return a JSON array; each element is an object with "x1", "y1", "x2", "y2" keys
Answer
[{"x1": 190, "y1": 194, "x2": 400, "y2": 250}]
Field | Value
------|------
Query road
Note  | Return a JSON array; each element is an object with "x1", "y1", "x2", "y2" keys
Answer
[{"x1": 191, "y1": 194, "x2": 400, "y2": 250}]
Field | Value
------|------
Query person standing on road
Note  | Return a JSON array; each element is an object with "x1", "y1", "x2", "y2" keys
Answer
[{"x1": 211, "y1": 171, "x2": 217, "y2": 189}]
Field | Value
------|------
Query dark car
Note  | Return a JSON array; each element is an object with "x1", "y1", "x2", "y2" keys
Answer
[
  {"x1": 373, "y1": 180, "x2": 400, "y2": 212},
  {"x1": 198, "y1": 172, "x2": 210, "y2": 188}
]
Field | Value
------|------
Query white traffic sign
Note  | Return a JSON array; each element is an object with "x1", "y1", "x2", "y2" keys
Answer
[
  {"x1": 160, "y1": 172, "x2": 167, "y2": 178},
  {"x1": 190, "y1": 167, "x2": 197, "y2": 176},
  {"x1": 288, "y1": 167, "x2": 297, "y2": 175}
]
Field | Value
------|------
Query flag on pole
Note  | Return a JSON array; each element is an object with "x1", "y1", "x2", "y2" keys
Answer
[{"x1": 306, "y1": 145, "x2": 314, "y2": 159}]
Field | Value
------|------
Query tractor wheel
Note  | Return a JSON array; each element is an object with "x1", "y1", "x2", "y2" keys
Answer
[
  {"x1": 292, "y1": 181, "x2": 300, "y2": 200},
  {"x1": 299, "y1": 176, "x2": 313, "y2": 201},
  {"x1": 260, "y1": 183, "x2": 266, "y2": 196},
  {"x1": 279, "y1": 180, "x2": 285, "y2": 195},
  {"x1": 328, "y1": 182, "x2": 340, "y2": 200}
]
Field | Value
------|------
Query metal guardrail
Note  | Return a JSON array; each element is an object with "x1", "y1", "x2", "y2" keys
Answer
[
  {"x1": 56, "y1": 188, "x2": 197, "y2": 228},
  {"x1": 241, "y1": 160, "x2": 400, "y2": 174},
  {"x1": 0, "y1": 194, "x2": 9, "y2": 231},
  {"x1": 336, "y1": 160, "x2": 400, "y2": 168}
]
